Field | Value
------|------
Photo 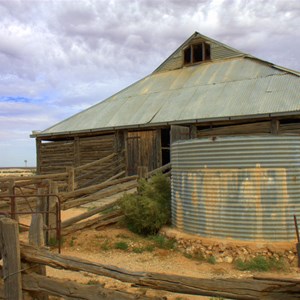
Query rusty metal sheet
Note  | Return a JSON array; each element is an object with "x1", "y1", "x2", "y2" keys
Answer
[{"x1": 171, "y1": 136, "x2": 300, "y2": 241}]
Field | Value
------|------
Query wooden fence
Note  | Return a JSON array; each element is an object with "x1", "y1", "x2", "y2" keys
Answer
[
  {"x1": 0, "y1": 165, "x2": 299, "y2": 299},
  {"x1": 0, "y1": 217, "x2": 299, "y2": 300},
  {"x1": 0, "y1": 152, "x2": 125, "y2": 194},
  {"x1": 0, "y1": 174, "x2": 138, "y2": 249}
]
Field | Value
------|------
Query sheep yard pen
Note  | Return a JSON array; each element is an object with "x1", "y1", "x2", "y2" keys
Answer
[
  {"x1": 0, "y1": 216, "x2": 299, "y2": 300},
  {"x1": 0, "y1": 164, "x2": 299, "y2": 299}
]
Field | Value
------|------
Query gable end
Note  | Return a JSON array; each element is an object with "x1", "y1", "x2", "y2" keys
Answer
[{"x1": 153, "y1": 32, "x2": 243, "y2": 74}]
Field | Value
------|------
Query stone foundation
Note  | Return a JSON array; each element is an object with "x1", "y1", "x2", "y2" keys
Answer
[{"x1": 160, "y1": 227, "x2": 298, "y2": 265}]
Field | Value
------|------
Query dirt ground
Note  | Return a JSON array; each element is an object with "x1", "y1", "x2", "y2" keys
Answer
[{"x1": 29, "y1": 207, "x2": 298, "y2": 300}]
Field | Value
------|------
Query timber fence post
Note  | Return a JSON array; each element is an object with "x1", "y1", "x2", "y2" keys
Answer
[
  {"x1": 28, "y1": 212, "x2": 48, "y2": 300},
  {"x1": 8, "y1": 179, "x2": 19, "y2": 221},
  {"x1": 37, "y1": 183, "x2": 47, "y2": 245},
  {"x1": 0, "y1": 217, "x2": 22, "y2": 300},
  {"x1": 66, "y1": 167, "x2": 75, "y2": 192},
  {"x1": 48, "y1": 180, "x2": 58, "y2": 243}
]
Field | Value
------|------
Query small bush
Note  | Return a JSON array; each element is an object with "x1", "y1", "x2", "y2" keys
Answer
[
  {"x1": 69, "y1": 236, "x2": 77, "y2": 247},
  {"x1": 100, "y1": 240, "x2": 111, "y2": 251},
  {"x1": 132, "y1": 247, "x2": 144, "y2": 253},
  {"x1": 235, "y1": 256, "x2": 287, "y2": 272},
  {"x1": 114, "y1": 241, "x2": 129, "y2": 251},
  {"x1": 207, "y1": 255, "x2": 216, "y2": 265},
  {"x1": 120, "y1": 173, "x2": 171, "y2": 235},
  {"x1": 148, "y1": 235, "x2": 176, "y2": 250},
  {"x1": 144, "y1": 244, "x2": 155, "y2": 252}
]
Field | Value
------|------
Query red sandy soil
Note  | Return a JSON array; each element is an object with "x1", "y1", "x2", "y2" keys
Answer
[{"x1": 21, "y1": 207, "x2": 298, "y2": 300}]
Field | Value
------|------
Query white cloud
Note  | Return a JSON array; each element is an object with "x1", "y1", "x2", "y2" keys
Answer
[{"x1": 0, "y1": 0, "x2": 299, "y2": 166}]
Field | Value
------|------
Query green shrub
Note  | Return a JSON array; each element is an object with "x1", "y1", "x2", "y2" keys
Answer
[
  {"x1": 114, "y1": 241, "x2": 129, "y2": 251},
  {"x1": 100, "y1": 240, "x2": 111, "y2": 251},
  {"x1": 207, "y1": 255, "x2": 216, "y2": 265},
  {"x1": 120, "y1": 173, "x2": 171, "y2": 235},
  {"x1": 148, "y1": 235, "x2": 176, "y2": 250},
  {"x1": 235, "y1": 256, "x2": 287, "y2": 272}
]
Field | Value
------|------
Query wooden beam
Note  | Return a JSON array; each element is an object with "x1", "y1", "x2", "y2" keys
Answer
[
  {"x1": 147, "y1": 163, "x2": 171, "y2": 178},
  {"x1": 62, "y1": 212, "x2": 122, "y2": 236},
  {"x1": 62, "y1": 180, "x2": 137, "y2": 210},
  {"x1": 0, "y1": 218, "x2": 22, "y2": 300},
  {"x1": 61, "y1": 200, "x2": 119, "y2": 228},
  {"x1": 75, "y1": 153, "x2": 116, "y2": 172},
  {"x1": 22, "y1": 272, "x2": 154, "y2": 300},
  {"x1": 20, "y1": 242, "x2": 300, "y2": 300},
  {"x1": 66, "y1": 167, "x2": 75, "y2": 192},
  {"x1": 74, "y1": 136, "x2": 80, "y2": 167},
  {"x1": 61, "y1": 175, "x2": 137, "y2": 201},
  {"x1": 36, "y1": 138, "x2": 42, "y2": 175},
  {"x1": 28, "y1": 211, "x2": 48, "y2": 300},
  {"x1": 48, "y1": 180, "x2": 58, "y2": 241},
  {"x1": 271, "y1": 119, "x2": 280, "y2": 134}
]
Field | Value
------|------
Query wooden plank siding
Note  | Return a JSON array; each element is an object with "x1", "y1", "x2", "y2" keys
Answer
[
  {"x1": 39, "y1": 140, "x2": 75, "y2": 174},
  {"x1": 79, "y1": 135, "x2": 116, "y2": 165},
  {"x1": 37, "y1": 133, "x2": 125, "y2": 187},
  {"x1": 197, "y1": 119, "x2": 300, "y2": 138},
  {"x1": 35, "y1": 118, "x2": 300, "y2": 185},
  {"x1": 126, "y1": 130, "x2": 161, "y2": 176}
]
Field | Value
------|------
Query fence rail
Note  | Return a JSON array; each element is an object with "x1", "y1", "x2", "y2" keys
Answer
[
  {"x1": 0, "y1": 217, "x2": 299, "y2": 300},
  {"x1": 0, "y1": 152, "x2": 126, "y2": 194}
]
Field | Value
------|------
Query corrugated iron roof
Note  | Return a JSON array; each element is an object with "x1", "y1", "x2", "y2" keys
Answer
[{"x1": 37, "y1": 51, "x2": 299, "y2": 137}]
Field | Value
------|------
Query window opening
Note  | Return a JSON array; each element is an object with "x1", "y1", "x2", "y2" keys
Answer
[{"x1": 183, "y1": 42, "x2": 211, "y2": 65}]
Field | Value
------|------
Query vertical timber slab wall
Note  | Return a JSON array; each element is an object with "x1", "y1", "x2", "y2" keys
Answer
[
  {"x1": 171, "y1": 135, "x2": 300, "y2": 242},
  {"x1": 38, "y1": 133, "x2": 118, "y2": 175},
  {"x1": 127, "y1": 130, "x2": 160, "y2": 175}
]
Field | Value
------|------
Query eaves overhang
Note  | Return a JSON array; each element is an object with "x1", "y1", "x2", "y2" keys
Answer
[{"x1": 31, "y1": 110, "x2": 300, "y2": 139}]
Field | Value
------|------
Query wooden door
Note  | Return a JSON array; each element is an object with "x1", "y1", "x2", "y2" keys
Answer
[
  {"x1": 127, "y1": 136, "x2": 141, "y2": 175},
  {"x1": 126, "y1": 131, "x2": 159, "y2": 175}
]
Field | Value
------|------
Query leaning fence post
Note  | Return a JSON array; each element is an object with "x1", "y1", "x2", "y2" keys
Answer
[
  {"x1": 0, "y1": 217, "x2": 22, "y2": 300},
  {"x1": 66, "y1": 167, "x2": 75, "y2": 192}
]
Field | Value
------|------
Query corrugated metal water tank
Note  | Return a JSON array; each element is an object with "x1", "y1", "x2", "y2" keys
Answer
[{"x1": 171, "y1": 136, "x2": 300, "y2": 241}]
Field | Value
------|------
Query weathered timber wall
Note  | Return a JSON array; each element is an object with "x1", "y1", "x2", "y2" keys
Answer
[
  {"x1": 38, "y1": 134, "x2": 116, "y2": 173},
  {"x1": 38, "y1": 133, "x2": 125, "y2": 187},
  {"x1": 79, "y1": 135, "x2": 116, "y2": 165},
  {"x1": 197, "y1": 120, "x2": 300, "y2": 138},
  {"x1": 127, "y1": 130, "x2": 160, "y2": 175},
  {"x1": 39, "y1": 140, "x2": 75, "y2": 174}
]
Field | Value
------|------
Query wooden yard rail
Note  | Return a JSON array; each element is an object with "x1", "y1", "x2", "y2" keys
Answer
[
  {"x1": 73, "y1": 151, "x2": 126, "y2": 189},
  {"x1": 147, "y1": 163, "x2": 171, "y2": 178},
  {"x1": 17, "y1": 240, "x2": 300, "y2": 300},
  {"x1": 1, "y1": 214, "x2": 300, "y2": 299},
  {"x1": 0, "y1": 152, "x2": 126, "y2": 194}
]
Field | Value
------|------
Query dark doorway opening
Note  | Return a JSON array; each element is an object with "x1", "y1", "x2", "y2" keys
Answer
[{"x1": 161, "y1": 128, "x2": 170, "y2": 165}]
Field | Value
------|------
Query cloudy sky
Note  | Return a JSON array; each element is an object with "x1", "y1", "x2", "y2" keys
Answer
[{"x1": 0, "y1": 0, "x2": 299, "y2": 167}]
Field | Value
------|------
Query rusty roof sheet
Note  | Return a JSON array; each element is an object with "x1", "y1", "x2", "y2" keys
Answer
[{"x1": 39, "y1": 56, "x2": 300, "y2": 136}]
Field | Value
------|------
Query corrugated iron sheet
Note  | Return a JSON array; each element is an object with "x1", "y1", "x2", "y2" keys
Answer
[
  {"x1": 171, "y1": 136, "x2": 300, "y2": 241},
  {"x1": 41, "y1": 57, "x2": 299, "y2": 136}
]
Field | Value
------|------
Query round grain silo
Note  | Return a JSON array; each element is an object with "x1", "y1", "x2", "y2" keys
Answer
[{"x1": 171, "y1": 135, "x2": 300, "y2": 241}]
